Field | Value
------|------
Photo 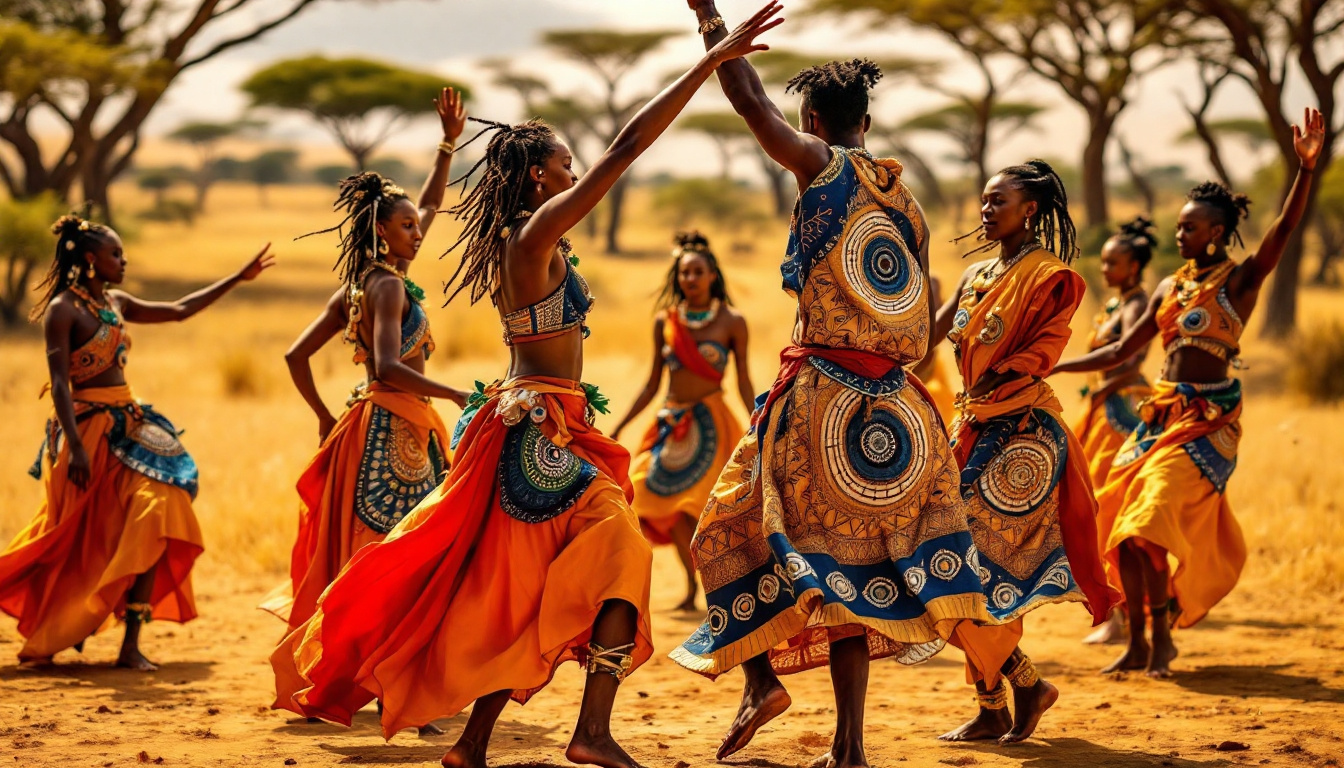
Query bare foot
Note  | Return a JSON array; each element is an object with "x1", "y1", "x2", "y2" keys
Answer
[
  {"x1": 1082, "y1": 612, "x2": 1127, "y2": 645},
  {"x1": 827, "y1": 740, "x2": 869, "y2": 768},
  {"x1": 998, "y1": 680, "x2": 1059, "y2": 745},
  {"x1": 717, "y1": 681, "x2": 791, "y2": 759},
  {"x1": 419, "y1": 722, "x2": 445, "y2": 737},
  {"x1": 441, "y1": 740, "x2": 487, "y2": 768},
  {"x1": 565, "y1": 731, "x2": 645, "y2": 768},
  {"x1": 1146, "y1": 632, "x2": 1178, "y2": 678},
  {"x1": 17, "y1": 657, "x2": 54, "y2": 672},
  {"x1": 115, "y1": 649, "x2": 158, "y2": 672},
  {"x1": 1101, "y1": 639, "x2": 1150, "y2": 673},
  {"x1": 937, "y1": 706, "x2": 1012, "y2": 741},
  {"x1": 808, "y1": 751, "x2": 835, "y2": 768}
]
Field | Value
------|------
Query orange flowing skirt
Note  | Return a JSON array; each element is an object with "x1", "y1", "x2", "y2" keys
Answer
[
  {"x1": 630, "y1": 391, "x2": 741, "y2": 545},
  {"x1": 271, "y1": 377, "x2": 653, "y2": 738},
  {"x1": 260, "y1": 383, "x2": 450, "y2": 629},
  {"x1": 0, "y1": 386, "x2": 202, "y2": 661},
  {"x1": 1072, "y1": 381, "x2": 1152, "y2": 491}
]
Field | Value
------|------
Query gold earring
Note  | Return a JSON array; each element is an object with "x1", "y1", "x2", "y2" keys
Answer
[
  {"x1": 1205, "y1": 242, "x2": 1217, "y2": 256},
  {"x1": 377, "y1": 239, "x2": 389, "y2": 256},
  {"x1": 85, "y1": 263, "x2": 95, "y2": 279},
  {"x1": 66, "y1": 264, "x2": 80, "y2": 283}
]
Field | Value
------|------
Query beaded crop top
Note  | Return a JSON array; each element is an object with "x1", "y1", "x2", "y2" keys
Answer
[
  {"x1": 70, "y1": 315, "x2": 130, "y2": 385},
  {"x1": 346, "y1": 264, "x2": 435, "y2": 365},
  {"x1": 500, "y1": 263, "x2": 594, "y2": 346},
  {"x1": 1157, "y1": 259, "x2": 1243, "y2": 364}
]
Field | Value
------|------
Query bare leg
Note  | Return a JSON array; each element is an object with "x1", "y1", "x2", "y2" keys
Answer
[
  {"x1": 1082, "y1": 607, "x2": 1128, "y2": 645},
  {"x1": 999, "y1": 650, "x2": 1059, "y2": 745},
  {"x1": 669, "y1": 516, "x2": 699, "y2": 612},
  {"x1": 937, "y1": 676, "x2": 1012, "y2": 741},
  {"x1": 441, "y1": 690, "x2": 510, "y2": 768},
  {"x1": 565, "y1": 599, "x2": 644, "y2": 768},
  {"x1": 819, "y1": 635, "x2": 869, "y2": 768},
  {"x1": 717, "y1": 652, "x2": 791, "y2": 759},
  {"x1": 1137, "y1": 544, "x2": 1177, "y2": 678},
  {"x1": 116, "y1": 568, "x2": 158, "y2": 671},
  {"x1": 1103, "y1": 540, "x2": 1151, "y2": 673}
]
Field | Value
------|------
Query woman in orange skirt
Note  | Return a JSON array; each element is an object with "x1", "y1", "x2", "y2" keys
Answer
[
  {"x1": 610, "y1": 231, "x2": 754, "y2": 611},
  {"x1": 0, "y1": 215, "x2": 273, "y2": 670},
  {"x1": 260, "y1": 88, "x2": 468, "y2": 633},
  {"x1": 270, "y1": 13, "x2": 779, "y2": 767},
  {"x1": 1074, "y1": 217, "x2": 1156, "y2": 646},
  {"x1": 1055, "y1": 108, "x2": 1325, "y2": 677},
  {"x1": 909, "y1": 273, "x2": 957, "y2": 422}
]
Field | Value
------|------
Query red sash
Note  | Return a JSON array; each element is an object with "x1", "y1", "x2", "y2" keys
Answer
[{"x1": 666, "y1": 312, "x2": 724, "y2": 384}]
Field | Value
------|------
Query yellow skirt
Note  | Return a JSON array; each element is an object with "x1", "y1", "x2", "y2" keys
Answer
[
  {"x1": 630, "y1": 391, "x2": 741, "y2": 545},
  {"x1": 1072, "y1": 382, "x2": 1152, "y2": 490},
  {"x1": 0, "y1": 386, "x2": 203, "y2": 661}
]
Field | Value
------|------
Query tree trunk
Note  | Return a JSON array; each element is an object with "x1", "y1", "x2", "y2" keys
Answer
[
  {"x1": 971, "y1": 103, "x2": 991, "y2": 190},
  {"x1": 1080, "y1": 110, "x2": 1114, "y2": 229},
  {"x1": 755, "y1": 149, "x2": 791, "y2": 217},
  {"x1": 1118, "y1": 140, "x2": 1155, "y2": 214},
  {"x1": 891, "y1": 141, "x2": 946, "y2": 210},
  {"x1": 195, "y1": 178, "x2": 210, "y2": 212},
  {"x1": 1, "y1": 256, "x2": 37, "y2": 327},
  {"x1": 604, "y1": 175, "x2": 629, "y2": 254}
]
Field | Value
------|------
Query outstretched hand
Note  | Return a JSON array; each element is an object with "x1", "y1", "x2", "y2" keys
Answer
[
  {"x1": 436, "y1": 87, "x2": 467, "y2": 144},
  {"x1": 707, "y1": 1, "x2": 784, "y2": 64},
  {"x1": 238, "y1": 243, "x2": 276, "y2": 281},
  {"x1": 1293, "y1": 107, "x2": 1325, "y2": 170}
]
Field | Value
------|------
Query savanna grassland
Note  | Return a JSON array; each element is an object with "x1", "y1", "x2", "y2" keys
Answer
[{"x1": 1, "y1": 164, "x2": 1342, "y2": 768}]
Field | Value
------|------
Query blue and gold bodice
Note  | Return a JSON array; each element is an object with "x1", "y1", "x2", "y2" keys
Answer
[{"x1": 501, "y1": 264, "x2": 594, "y2": 346}]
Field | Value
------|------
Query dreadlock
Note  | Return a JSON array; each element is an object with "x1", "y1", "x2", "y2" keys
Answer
[
  {"x1": 1111, "y1": 215, "x2": 1159, "y2": 269},
  {"x1": 958, "y1": 159, "x2": 1079, "y2": 264},
  {"x1": 442, "y1": 118, "x2": 558, "y2": 306},
  {"x1": 297, "y1": 171, "x2": 408, "y2": 286},
  {"x1": 29, "y1": 214, "x2": 116, "y2": 322},
  {"x1": 655, "y1": 230, "x2": 732, "y2": 311},
  {"x1": 785, "y1": 58, "x2": 882, "y2": 135},
  {"x1": 1187, "y1": 180, "x2": 1252, "y2": 250}
]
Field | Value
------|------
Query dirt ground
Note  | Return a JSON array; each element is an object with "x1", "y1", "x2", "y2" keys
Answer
[{"x1": 3, "y1": 547, "x2": 1342, "y2": 768}]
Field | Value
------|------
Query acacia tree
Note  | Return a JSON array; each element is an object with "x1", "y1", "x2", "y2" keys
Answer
[
  {"x1": 811, "y1": 0, "x2": 1181, "y2": 229},
  {"x1": 242, "y1": 57, "x2": 468, "y2": 171},
  {"x1": 1181, "y1": 0, "x2": 1342, "y2": 337},
  {"x1": 0, "y1": 0, "x2": 328, "y2": 218},
  {"x1": 542, "y1": 29, "x2": 680, "y2": 253},
  {"x1": 900, "y1": 100, "x2": 1046, "y2": 187},
  {"x1": 168, "y1": 120, "x2": 254, "y2": 212}
]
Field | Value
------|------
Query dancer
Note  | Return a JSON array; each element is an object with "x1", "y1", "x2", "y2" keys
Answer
[
  {"x1": 0, "y1": 215, "x2": 273, "y2": 670},
  {"x1": 909, "y1": 274, "x2": 957, "y2": 422},
  {"x1": 924, "y1": 160, "x2": 1115, "y2": 743},
  {"x1": 270, "y1": 9, "x2": 781, "y2": 768},
  {"x1": 610, "y1": 231, "x2": 754, "y2": 612},
  {"x1": 1055, "y1": 108, "x2": 1325, "y2": 677},
  {"x1": 675, "y1": 6, "x2": 992, "y2": 766},
  {"x1": 1074, "y1": 217, "x2": 1156, "y2": 646},
  {"x1": 260, "y1": 88, "x2": 469, "y2": 633}
]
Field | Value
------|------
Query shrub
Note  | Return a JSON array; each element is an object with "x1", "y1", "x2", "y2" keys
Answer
[
  {"x1": 1287, "y1": 321, "x2": 1344, "y2": 404},
  {"x1": 218, "y1": 350, "x2": 268, "y2": 398}
]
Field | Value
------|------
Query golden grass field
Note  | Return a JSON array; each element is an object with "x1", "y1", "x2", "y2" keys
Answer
[{"x1": 1, "y1": 167, "x2": 1342, "y2": 767}]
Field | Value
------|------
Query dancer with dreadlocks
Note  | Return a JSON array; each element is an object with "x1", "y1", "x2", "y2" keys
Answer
[
  {"x1": 676, "y1": 4, "x2": 993, "y2": 766},
  {"x1": 271, "y1": 9, "x2": 781, "y2": 767},
  {"x1": 1055, "y1": 108, "x2": 1325, "y2": 677},
  {"x1": 1074, "y1": 216, "x2": 1157, "y2": 646},
  {"x1": 0, "y1": 215, "x2": 273, "y2": 670},
  {"x1": 260, "y1": 89, "x2": 468, "y2": 648},
  {"x1": 609, "y1": 231, "x2": 755, "y2": 612},
  {"x1": 922, "y1": 159, "x2": 1116, "y2": 744}
]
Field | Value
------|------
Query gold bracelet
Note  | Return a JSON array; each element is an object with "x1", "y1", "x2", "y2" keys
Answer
[
  {"x1": 698, "y1": 16, "x2": 725, "y2": 34},
  {"x1": 437, "y1": 140, "x2": 456, "y2": 155}
]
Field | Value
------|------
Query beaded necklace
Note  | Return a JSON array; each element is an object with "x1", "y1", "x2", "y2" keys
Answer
[
  {"x1": 678, "y1": 298, "x2": 720, "y2": 330},
  {"x1": 970, "y1": 238, "x2": 1042, "y2": 294},
  {"x1": 67, "y1": 283, "x2": 120, "y2": 326},
  {"x1": 1173, "y1": 259, "x2": 1235, "y2": 307},
  {"x1": 1103, "y1": 284, "x2": 1145, "y2": 315}
]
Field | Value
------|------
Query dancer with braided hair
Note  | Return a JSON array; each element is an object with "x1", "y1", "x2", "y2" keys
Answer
[
  {"x1": 1075, "y1": 217, "x2": 1157, "y2": 646},
  {"x1": 676, "y1": 5, "x2": 994, "y2": 766},
  {"x1": 261, "y1": 88, "x2": 468, "y2": 644},
  {"x1": 0, "y1": 215, "x2": 273, "y2": 670},
  {"x1": 1055, "y1": 108, "x2": 1326, "y2": 678},
  {"x1": 610, "y1": 231, "x2": 755, "y2": 613},
  {"x1": 271, "y1": 9, "x2": 781, "y2": 767},
  {"x1": 923, "y1": 159, "x2": 1116, "y2": 744}
]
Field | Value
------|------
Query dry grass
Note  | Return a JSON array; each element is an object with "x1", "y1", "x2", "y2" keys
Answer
[{"x1": 1, "y1": 177, "x2": 1341, "y2": 611}]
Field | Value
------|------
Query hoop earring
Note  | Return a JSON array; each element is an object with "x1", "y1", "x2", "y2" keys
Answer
[
  {"x1": 377, "y1": 239, "x2": 389, "y2": 256},
  {"x1": 1205, "y1": 242, "x2": 1217, "y2": 256}
]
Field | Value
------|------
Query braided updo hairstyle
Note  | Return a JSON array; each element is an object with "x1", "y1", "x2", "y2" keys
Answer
[
  {"x1": 785, "y1": 58, "x2": 882, "y2": 135},
  {"x1": 443, "y1": 118, "x2": 558, "y2": 306},
  {"x1": 299, "y1": 171, "x2": 409, "y2": 286},
  {"x1": 656, "y1": 230, "x2": 732, "y2": 311},
  {"x1": 1111, "y1": 215, "x2": 1158, "y2": 269},
  {"x1": 1187, "y1": 181, "x2": 1251, "y2": 250},
  {"x1": 29, "y1": 214, "x2": 116, "y2": 322},
  {"x1": 959, "y1": 159, "x2": 1079, "y2": 264}
]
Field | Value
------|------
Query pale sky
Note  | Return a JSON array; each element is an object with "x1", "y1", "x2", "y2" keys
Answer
[{"x1": 145, "y1": 0, "x2": 1308, "y2": 186}]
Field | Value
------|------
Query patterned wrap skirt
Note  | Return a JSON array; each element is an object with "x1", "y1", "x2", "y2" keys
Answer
[
  {"x1": 271, "y1": 377, "x2": 653, "y2": 738},
  {"x1": 1096, "y1": 379, "x2": 1245, "y2": 628},
  {"x1": 1, "y1": 385, "x2": 202, "y2": 661},
  {"x1": 672, "y1": 359, "x2": 990, "y2": 678},
  {"x1": 260, "y1": 381, "x2": 450, "y2": 629},
  {"x1": 630, "y1": 391, "x2": 742, "y2": 545},
  {"x1": 1072, "y1": 380, "x2": 1152, "y2": 490}
]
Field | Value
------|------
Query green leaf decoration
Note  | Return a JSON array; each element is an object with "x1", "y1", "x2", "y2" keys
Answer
[
  {"x1": 582, "y1": 382, "x2": 610, "y2": 414},
  {"x1": 568, "y1": 254, "x2": 580, "y2": 267},
  {"x1": 403, "y1": 277, "x2": 426, "y2": 303}
]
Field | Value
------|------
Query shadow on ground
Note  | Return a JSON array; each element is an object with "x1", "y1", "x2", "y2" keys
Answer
[
  {"x1": 954, "y1": 737, "x2": 1237, "y2": 767},
  {"x1": 0, "y1": 659, "x2": 216, "y2": 702},
  {"x1": 1173, "y1": 664, "x2": 1344, "y2": 703}
]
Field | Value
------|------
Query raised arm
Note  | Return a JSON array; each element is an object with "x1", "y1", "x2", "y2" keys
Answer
[
  {"x1": 416, "y1": 87, "x2": 468, "y2": 235},
  {"x1": 730, "y1": 310, "x2": 756, "y2": 414},
  {"x1": 516, "y1": 3, "x2": 783, "y2": 254},
  {"x1": 42, "y1": 300, "x2": 89, "y2": 488},
  {"x1": 1055, "y1": 280, "x2": 1167, "y2": 374},
  {"x1": 114, "y1": 243, "x2": 275, "y2": 324},
  {"x1": 611, "y1": 315, "x2": 669, "y2": 441},
  {"x1": 366, "y1": 274, "x2": 466, "y2": 407},
  {"x1": 690, "y1": 1, "x2": 831, "y2": 187},
  {"x1": 1236, "y1": 107, "x2": 1325, "y2": 293},
  {"x1": 285, "y1": 287, "x2": 346, "y2": 443}
]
